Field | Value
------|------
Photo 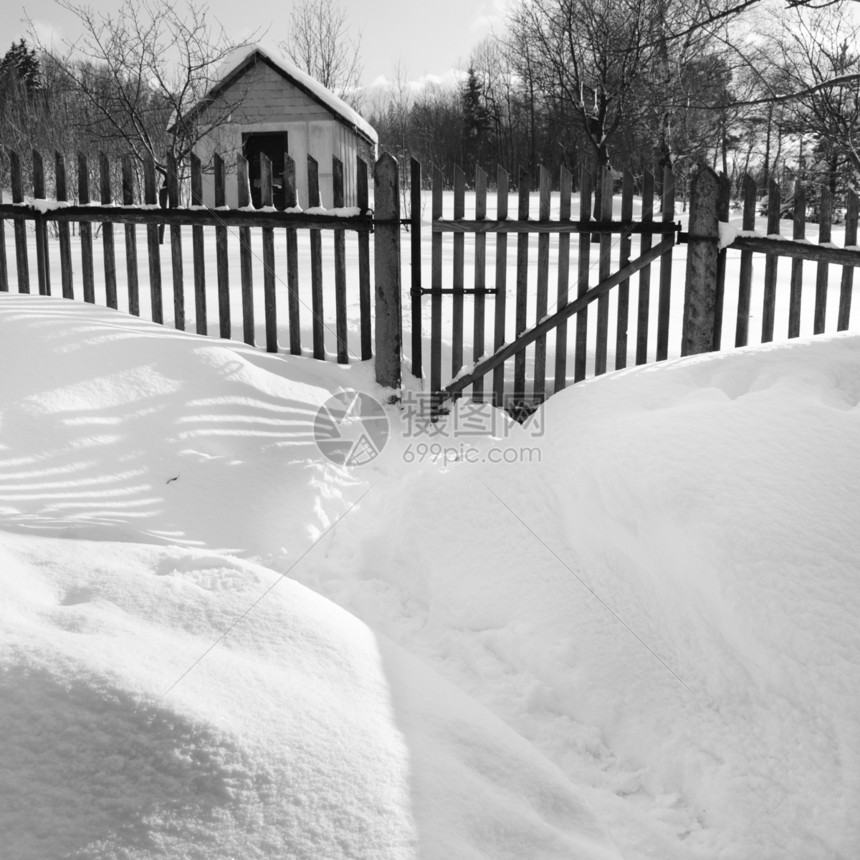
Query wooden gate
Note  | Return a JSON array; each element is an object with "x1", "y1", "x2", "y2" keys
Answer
[{"x1": 409, "y1": 160, "x2": 680, "y2": 411}]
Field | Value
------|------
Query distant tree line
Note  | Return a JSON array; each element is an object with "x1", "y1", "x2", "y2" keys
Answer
[{"x1": 369, "y1": 0, "x2": 860, "y2": 206}]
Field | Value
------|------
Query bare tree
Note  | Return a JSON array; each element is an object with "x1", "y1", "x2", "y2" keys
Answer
[
  {"x1": 29, "y1": 0, "x2": 262, "y2": 182},
  {"x1": 281, "y1": 0, "x2": 364, "y2": 107}
]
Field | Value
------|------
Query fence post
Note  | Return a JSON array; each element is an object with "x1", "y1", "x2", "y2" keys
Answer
[
  {"x1": 373, "y1": 153, "x2": 402, "y2": 392},
  {"x1": 682, "y1": 166, "x2": 721, "y2": 356}
]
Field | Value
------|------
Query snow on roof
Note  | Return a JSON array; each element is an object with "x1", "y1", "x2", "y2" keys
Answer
[{"x1": 204, "y1": 45, "x2": 377, "y2": 145}]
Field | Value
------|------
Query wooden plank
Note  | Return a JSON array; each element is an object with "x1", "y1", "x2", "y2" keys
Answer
[
  {"x1": 431, "y1": 219, "x2": 667, "y2": 234},
  {"x1": 514, "y1": 168, "x2": 530, "y2": 399},
  {"x1": 32, "y1": 150, "x2": 51, "y2": 296},
  {"x1": 574, "y1": 168, "x2": 592, "y2": 382},
  {"x1": 373, "y1": 153, "x2": 403, "y2": 389},
  {"x1": 533, "y1": 164, "x2": 551, "y2": 401},
  {"x1": 308, "y1": 155, "x2": 325, "y2": 359},
  {"x1": 761, "y1": 178, "x2": 780, "y2": 343},
  {"x1": 99, "y1": 152, "x2": 117, "y2": 308},
  {"x1": 492, "y1": 167, "x2": 509, "y2": 407},
  {"x1": 788, "y1": 181, "x2": 806, "y2": 338},
  {"x1": 284, "y1": 153, "x2": 301, "y2": 355},
  {"x1": 409, "y1": 157, "x2": 422, "y2": 375},
  {"x1": 452, "y1": 165, "x2": 466, "y2": 378},
  {"x1": 735, "y1": 175, "x2": 757, "y2": 346},
  {"x1": 78, "y1": 152, "x2": 94, "y2": 303},
  {"x1": 122, "y1": 155, "x2": 140, "y2": 316},
  {"x1": 55, "y1": 153, "x2": 74, "y2": 299},
  {"x1": 214, "y1": 153, "x2": 231, "y2": 338},
  {"x1": 814, "y1": 185, "x2": 832, "y2": 335},
  {"x1": 636, "y1": 169, "x2": 654, "y2": 365},
  {"x1": 554, "y1": 165, "x2": 572, "y2": 392},
  {"x1": 731, "y1": 235, "x2": 860, "y2": 266},
  {"x1": 472, "y1": 164, "x2": 488, "y2": 401},
  {"x1": 430, "y1": 166, "x2": 444, "y2": 396},
  {"x1": 713, "y1": 173, "x2": 731, "y2": 350},
  {"x1": 10, "y1": 149, "x2": 30, "y2": 293},
  {"x1": 260, "y1": 153, "x2": 277, "y2": 352},
  {"x1": 682, "y1": 167, "x2": 721, "y2": 356},
  {"x1": 838, "y1": 189, "x2": 858, "y2": 331},
  {"x1": 446, "y1": 237, "x2": 676, "y2": 400},
  {"x1": 615, "y1": 169, "x2": 633, "y2": 369},
  {"x1": 190, "y1": 153, "x2": 207, "y2": 335},
  {"x1": 143, "y1": 157, "x2": 163, "y2": 323},
  {"x1": 237, "y1": 154, "x2": 255, "y2": 346},
  {"x1": 595, "y1": 169, "x2": 613, "y2": 375},
  {"x1": 333, "y1": 156, "x2": 347, "y2": 363},
  {"x1": 167, "y1": 152, "x2": 184, "y2": 330},
  {"x1": 0, "y1": 185, "x2": 8, "y2": 292},
  {"x1": 657, "y1": 167, "x2": 675, "y2": 360},
  {"x1": 358, "y1": 157, "x2": 372, "y2": 361}
]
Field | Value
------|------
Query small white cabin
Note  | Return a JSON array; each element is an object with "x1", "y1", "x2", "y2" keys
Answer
[{"x1": 185, "y1": 47, "x2": 377, "y2": 210}]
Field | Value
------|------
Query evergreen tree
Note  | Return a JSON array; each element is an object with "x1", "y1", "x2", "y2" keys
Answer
[
  {"x1": 461, "y1": 66, "x2": 491, "y2": 174},
  {"x1": 0, "y1": 39, "x2": 42, "y2": 93}
]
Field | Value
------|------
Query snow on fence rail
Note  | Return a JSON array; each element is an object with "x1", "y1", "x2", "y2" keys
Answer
[{"x1": 0, "y1": 148, "x2": 405, "y2": 389}]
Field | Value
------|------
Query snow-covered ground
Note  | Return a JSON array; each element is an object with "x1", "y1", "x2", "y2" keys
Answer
[{"x1": 1, "y1": 292, "x2": 858, "y2": 858}]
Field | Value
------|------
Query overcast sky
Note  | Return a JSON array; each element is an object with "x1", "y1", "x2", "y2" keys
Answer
[{"x1": 12, "y1": 0, "x2": 511, "y2": 89}]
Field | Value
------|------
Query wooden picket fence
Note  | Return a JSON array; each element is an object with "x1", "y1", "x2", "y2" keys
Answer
[
  {"x1": 0, "y1": 147, "x2": 404, "y2": 387},
  {"x1": 3, "y1": 146, "x2": 859, "y2": 412},
  {"x1": 415, "y1": 161, "x2": 860, "y2": 409}
]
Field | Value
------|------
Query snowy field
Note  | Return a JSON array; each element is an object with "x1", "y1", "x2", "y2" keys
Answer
[{"x1": 1, "y1": 196, "x2": 860, "y2": 858}]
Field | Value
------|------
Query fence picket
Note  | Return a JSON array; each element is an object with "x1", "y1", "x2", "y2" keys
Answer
[
  {"x1": 333, "y1": 156, "x2": 347, "y2": 363},
  {"x1": 657, "y1": 167, "x2": 675, "y2": 360},
  {"x1": 0, "y1": 185, "x2": 8, "y2": 292},
  {"x1": 838, "y1": 190, "x2": 858, "y2": 331},
  {"x1": 284, "y1": 153, "x2": 301, "y2": 355},
  {"x1": 99, "y1": 152, "x2": 117, "y2": 308},
  {"x1": 9, "y1": 149, "x2": 30, "y2": 293},
  {"x1": 473, "y1": 165, "x2": 488, "y2": 401},
  {"x1": 260, "y1": 153, "x2": 277, "y2": 353},
  {"x1": 761, "y1": 179, "x2": 781, "y2": 342},
  {"x1": 712, "y1": 173, "x2": 731, "y2": 350},
  {"x1": 595, "y1": 168, "x2": 613, "y2": 375},
  {"x1": 514, "y1": 168, "x2": 530, "y2": 398},
  {"x1": 615, "y1": 169, "x2": 634, "y2": 369},
  {"x1": 358, "y1": 156, "x2": 372, "y2": 361},
  {"x1": 814, "y1": 186, "x2": 832, "y2": 335},
  {"x1": 533, "y1": 165, "x2": 551, "y2": 401},
  {"x1": 213, "y1": 153, "x2": 230, "y2": 338},
  {"x1": 143, "y1": 156, "x2": 163, "y2": 323},
  {"x1": 308, "y1": 155, "x2": 325, "y2": 359},
  {"x1": 492, "y1": 166, "x2": 509, "y2": 407},
  {"x1": 190, "y1": 153, "x2": 207, "y2": 336},
  {"x1": 636, "y1": 169, "x2": 654, "y2": 365},
  {"x1": 735, "y1": 175, "x2": 756, "y2": 346},
  {"x1": 452, "y1": 165, "x2": 466, "y2": 377},
  {"x1": 237, "y1": 155, "x2": 255, "y2": 346},
  {"x1": 788, "y1": 182, "x2": 806, "y2": 338},
  {"x1": 167, "y1": 152, "x2": 184, "y2": 330},
  {"x1": 431, "y1": 166, "x2": 444, "y2": 396},
  {"x1": 409, "y1": 157, "x2": 422, "y2": 375},
  {"x1": 554, "y1": 164, "x2": 572, "y2": 392},
  {"x1": 78, "y1": 152, "x2": 94, "y2": 303},
  {"x1": 121, "y1": 155, "x2": 140, "y2": 316},
  {"x1": 33, "y1": 150, "x2": 51, "y2": 296},
  {"x1": 575, "y1": 168, "x2": 592, "y2": 382}
]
